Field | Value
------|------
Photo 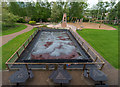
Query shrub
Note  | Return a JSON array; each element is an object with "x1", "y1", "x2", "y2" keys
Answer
[
  {"x1": 29, "y1": 21, "x2": 36, "y2": 25},
  {"x1": 83, "y1": 17, "x2": 89, "y2": 22},
  {"x1": 17, "y1": 18, "x2": 26, "y2": 23}
]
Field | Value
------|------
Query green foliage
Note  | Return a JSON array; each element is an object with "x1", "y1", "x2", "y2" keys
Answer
[
  {"x1": 51, "y1": 1, "x2": 88, "y2": 22},
  {"x1": 9, "y1": 2, "x2": 27, "y2": 17},
  {"x1": 2, "y1": 8, "x2": 19, "y2": 27},
  {"x1": 90, "y1": 9, "x2": 98, "y2": 18},
  {"x1": 51, "y1": 2, "x2": 62, "y2": 22},
  {"x1": 9, "y1": 2, "x2": 21, "y2": 16},
  {"x1": 108, "y1": 1, "x2": 119, "y2": 20},
  {"x1": 83, "y1": 17, "x2": 89, "y2": 22},
  {"x1": 8, "y1": 2, "x2": 51, "y2": 22},
  {"x1": 88, "y1": 1, "x2": 120, "y2": 24},
  {"x1": 7, "y1": 1, "x2": 88, "y2": 22},
  {"x1": 69, "y1": 2, "x2": 88, "y2": 19},
  {"x1": 17, "y1": 18, "x2": 26, "y2": 23},
  {"x1": 29, "y1": 21, "x2": 36, "y2": 25},
  {"x1": 77, "y1": 28, "x2": 118, "y2": 69}
]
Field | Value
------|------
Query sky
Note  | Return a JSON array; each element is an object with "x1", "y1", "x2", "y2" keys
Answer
[
  {"x1": 13, "y1": 0, "x2": 119, "y2": 8},
  {"x1": 87, "y1": 0, "x2": 118, "y2": 8}
]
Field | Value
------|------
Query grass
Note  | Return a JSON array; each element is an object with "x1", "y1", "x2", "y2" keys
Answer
[
  {"x1": 77, "y1": 28, "x2": 118, "y2": 69},
  {"x1": 104, "y1": 24, "x2": 119, "y2": 30},
  {"x1": 1, "y1": 28, "x2": 37, "y2": 70},
  {"x1": 1, "y1": 23, "x2": 27, "y2": 36}
]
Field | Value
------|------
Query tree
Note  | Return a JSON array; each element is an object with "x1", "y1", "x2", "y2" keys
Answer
[
  {"x1": 95, "y1": 1, "x2": 110, "y2": 20},
  {"x1": 69, "y1": 2, "x2": 88, "y2": 20},
  {"x1": 108, "y1": 1, "x2": 119, "y2": 23},
  {"x1": 4, "y1": 0, "x2": 88, "y2": 23},
  {"x1": 40, "y1": 1, "x2": 51, "y2": 21},
  {"x1": 51, "y1": 1, "x2": 88, "y2": 22},
  {"x1": 2, "y1": 8, "x2": 19, "y2": 28},
  {"x1": 9, "y1": 2, "x2": 21, "y2": 16},
  {"x1": 51, "y1": 2, "x2": 61, "y2": 22},
  {"x1": 90, "y1": 5, "x2": 98, "y2": 19}
]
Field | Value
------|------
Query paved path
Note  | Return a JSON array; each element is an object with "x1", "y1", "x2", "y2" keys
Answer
[
  {"x1": 0, "y1": 24, "x2": 34, "y2": 47},
  {"x1": 2, "y1": 70, "x2": 95, "y2": 86}
]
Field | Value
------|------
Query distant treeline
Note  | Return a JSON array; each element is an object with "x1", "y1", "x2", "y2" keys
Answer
[{"x1": 2, "y1": 1, "x2": 88, "y2": 23}]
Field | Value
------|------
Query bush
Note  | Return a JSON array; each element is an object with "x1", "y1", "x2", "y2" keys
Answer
[
  {"x1": 83, "y1": 17, "x2": 89, "y2": 22},
  {"x1": 29, "y1": 21, "x2": 36, "y2": 25},
  {"x1": 17, "y1": 18, "x2": 26, "y2": 23}
]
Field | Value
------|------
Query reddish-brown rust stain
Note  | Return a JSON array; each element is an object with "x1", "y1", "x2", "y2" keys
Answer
[
  {"x1": 31, "y1": 35, "x2": 81, "y2": 60},
  {"x1": 31, "y1": 50, "x2": 81, "y2": 60},
  {"x1": 44, "y1": 42, "x2": 53, "y2": 47},
  {"x1": 59, "y1": 38, "x2": 66, "y2": 40},
  {"x1": 57, "y1": 36, "x2": 66, "y2": 40},
  {"x1": 58, "y1": 36, "x2": 63, "y2": 39}
]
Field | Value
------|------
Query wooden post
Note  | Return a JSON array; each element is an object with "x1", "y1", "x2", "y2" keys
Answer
[
  {"x1": 16, "y1": 52, "x2": 20, "y2": 58},
  {"x1": 32, "y1": 34, "x2": 34, "y2": 40},
  {"x1": 87, "y1": 48, "x2": 89, "y2": 52},
  {"x1": 64, "y1": 64, "x2": 66, "y2": 69},
  {"x1": 94, "y1": 57, "x2": 98, "y2": 62},
  {"x1": 46, "y1": 64, "x2": 49, "y2": 70},
  {"x1": 82, "y1": 42, "x2": 84, "y2": 46},
  {"x1": 25, "y1": 64, "x2": 29, "y2": 70},
  {"x1": 23, "y1": 44, "x2": 25, "y2": 49},
  {"x1": 55, "y1": 64, "x2": 58, "y2": 70},
  {"x1": 83, "y1": 64, "x2": 86, "y2": 71},
  {"x1": 6, "y1": 64, "x2": 10, "y2": 70},
  {"x1": 100, "y1": 64, "x2": 104, "y2": 70}
]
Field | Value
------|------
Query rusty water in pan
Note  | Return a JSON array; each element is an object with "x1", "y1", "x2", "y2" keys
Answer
[
  {"x1": 16, "y1": 29, "x2": 90, "y2": 63},
  {"x1": 31, "y1": 31, "x2": 82, "y2": 60}
]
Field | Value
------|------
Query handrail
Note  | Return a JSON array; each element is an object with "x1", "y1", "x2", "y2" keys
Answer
[{"x1": 6, "y1": 62, "x2": 104, "y2": 65}]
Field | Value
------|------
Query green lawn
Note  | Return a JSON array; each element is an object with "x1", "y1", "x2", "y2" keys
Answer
[
  {"x1": 1, "y1": 28, "x2": 37, "y2": 69},
  {"x1": 104, "y1": 24, "x2": 118, "y2": 30},
  {"x1": 77, "y1": 29, "x2": 118, "y2": 69},
  {"x1": 1, "y1": 23, "x2": 27, "y2": 36}
]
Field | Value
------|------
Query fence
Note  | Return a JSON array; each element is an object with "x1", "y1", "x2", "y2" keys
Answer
[
  {"x1": 5, "y1": 28, "x2": 105, "y2": 70},
  {"x1": 69, "y1": 28, "x2": 105, "y2": 69}
]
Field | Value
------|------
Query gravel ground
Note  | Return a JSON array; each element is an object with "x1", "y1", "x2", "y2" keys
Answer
[{"x1": 68, "y1": 22, "x2": 116, "y2": 30}]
